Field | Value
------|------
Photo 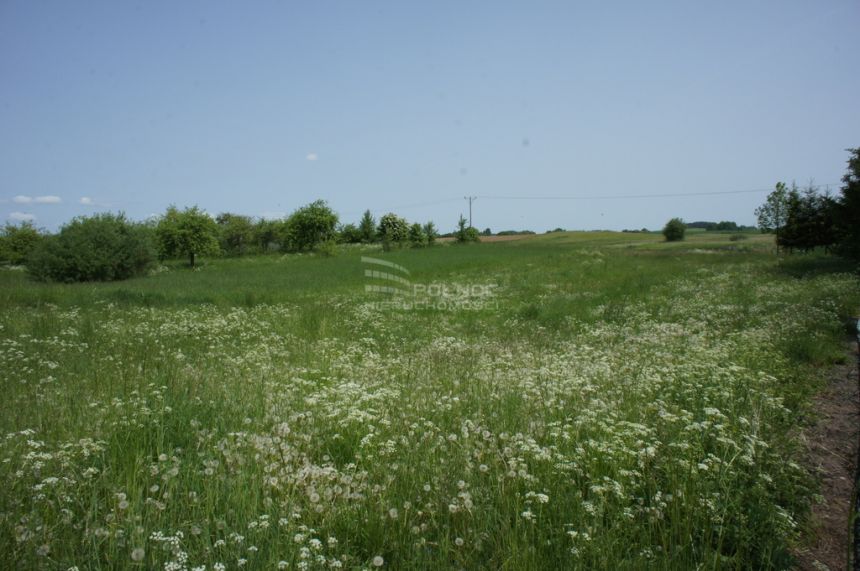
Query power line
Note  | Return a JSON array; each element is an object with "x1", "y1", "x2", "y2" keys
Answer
[
  {"x1": 476, "y1": 183, "x2": 841, "y2": 201},
  {"x1": 340, "y1": 197, "x2": 462, "y2": 218}
]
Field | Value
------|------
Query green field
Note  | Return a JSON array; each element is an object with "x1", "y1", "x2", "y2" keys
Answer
[{"x1": 1, "y1": 231, "x2": 858, "y2": 570}]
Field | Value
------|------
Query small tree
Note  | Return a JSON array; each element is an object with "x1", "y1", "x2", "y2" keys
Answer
[
  {"x1": 253, "y1": 219, "x2": 281, "y2": 252},
  {"x1": 0, "y1": 221, "x2": 43, "y2": 265},
  {"x1": 216, "y1": 213, "x2": 254, "y2": 256},
  {"x1": 776, "y1": 183, "x2": 837, "y2": 253},
  {"x1": 836, "y1": 148, "x2": 860, "y2": 258},
  {"x1": 662, "y1": 218, "x2": 686, "y2": 242},
  {"x1": 358, "y1": 210, "x2": 377, "y2": 243},
  {"x1": 338, "y1": 223, "x2": 362, "y2": 244},
  {"x1": 423, "y1": 221, "x2": 438, "y2": 245},
  {"x1": 377, "y1": 213, "x2": 409, "y2": 251},
  {"x1": 156, "y1": 206, "x2": 221, "y2": 267},
  {"x1": 755, "y1": 182, "x2": 789, "y2": 252},
  {"x1": 455, "y1": 215, "x2": 480, "y2": 243},
  {"x1": 408, "y1": 223, "x2": 427, "y2": 248},
  {"x1": 282, "y1": 200, "x2": 339, "y2": 251},
  {"x1": 28, "y1": 213, "x2": 155, "y2": 282}
]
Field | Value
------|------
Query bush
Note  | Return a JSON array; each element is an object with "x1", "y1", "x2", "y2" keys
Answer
[
  {"x1": 28, "y1": 213, "x2": 155, "y2": 282},
  {"x1": 283, "y1": 200, "x2": 339, "y2": 251},
  {"x1": 338, "y1": 223, "x2": 362, "y2": 244},
  {"x1": 408, "y1": 223, "x2": 428, "y2": 248},
  {"x1": 315, "y1": 238, "x2": 338, "y2": 257},
  {"x1": 662, "y1": 218, "x2": 686, "y2": 242},
  {"x1": 0, "y1": 222, "x2": 43, "y2": 265},
  {"x1": 253, "y1": 219, "x2": 281, "y2": 252},
  {"x1": 378, "y1": 213, "x2": 409, "y2": 251},
  {"x1": 455, "y1": 215, "x2": 480, "y2": 243},
  {"x1": 216, "y1": 213, "x2": 254, "y2": 256}
]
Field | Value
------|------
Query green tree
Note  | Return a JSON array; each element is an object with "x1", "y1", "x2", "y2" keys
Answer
[
  {"x1": 253, "y1": 219, "x2": 281, "y2": 252},
  {"x1": 836, "y1": 148, "x2": 860, "y2": 258},
  {"x1": 282, "y1": 200, "x2": 339, "y2": 252},
  {"x1": 777, "y1": 183, "x2": 837, "y2": 253},
  {"x1": 28, "y1": 213, "x2": 155, "y2": 282},
  {"x1": 662, "y1": 218, "x2": 686, "y2": 242},
  {"x1": 377, "y1": 213, "x2": 409, "y2": 251},
  {"x1": 755, "y1": 182, "x2": 789, "y2": 252},
  {"x1": 408, "y1": 223, "x2": 427, "y2": 248},
  {"x1": 0, "y1": 221, "x2": 43, "y2": 265},
  {"x1": 156, "y1": 206, "x2": 221, "y2": 267},
  {"x1": 358, "y1": 210, "x2": 377, "y2": 243},
  {"x1": 216, "y1": 213, "x2": 254, "y2": 256},
  {"x1": 338, "y1": 223, "x2": 362, "y2": 244},
  {"x1": 455, "y1": 215, "x2": 480, "y2": 243},
  {"x1": 422, "y1": 221, "x2": 438, "y2": 245}
]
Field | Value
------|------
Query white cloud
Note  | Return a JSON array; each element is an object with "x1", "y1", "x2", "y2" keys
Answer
[
  {"x1": 13, "y1": 195, "x2": 32, "y2": 204},
  {"x1": 9, "y1": 212, "x2": 36, "y2": 222},
  {"x1": 35, "y1": 195, "x2": 62, "y2": 204},
  {"x1": 306, "y1": 153, "x2": 318, "y2": 161},
  {"x1": 80, "y1": 197, "x2": 94, "y2": 205}
]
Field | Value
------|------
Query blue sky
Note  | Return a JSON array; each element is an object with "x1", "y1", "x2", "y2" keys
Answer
[{"x1": 1, "y1": 1, "x2": 857, "y2": 232}]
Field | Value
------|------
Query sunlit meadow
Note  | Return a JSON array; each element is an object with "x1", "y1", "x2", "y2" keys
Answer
[{"x1": 1, "y1": 232, "x2": 858, "y2": 570}]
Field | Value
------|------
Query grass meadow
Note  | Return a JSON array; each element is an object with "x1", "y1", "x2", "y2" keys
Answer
[{"x1": 1, "y1": 231, "x2": 859, "y2": 570}]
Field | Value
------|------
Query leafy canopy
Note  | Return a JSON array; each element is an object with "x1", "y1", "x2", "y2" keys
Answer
[
  {"x1": 156, "y1": 206, "x2": 220, "y2": 266},
  {"x1": 0, "y1": 221, "x2": 43, "y2": 265}
]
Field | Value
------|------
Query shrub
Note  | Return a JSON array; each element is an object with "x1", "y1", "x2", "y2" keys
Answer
[
  {"x1": 378, "y1": 213, "x2": 409, "y2": 251},
  {"x1": 216, "y1": 213, "x2": 254, "y2": 256},
  {"x1": 662, "y1": 218, "x2": 686, "y2": 242},
  {"x1": 0, "y1": 222, "x2": 43, "y2": 265},
  {"x1": 408, "y1": 223, "x2": 428, "y2": 248},
  {"x1": 338, "y1": 223, "x2": 362, "y2": 244},
  {"x1": 455, "y1": 215, "x2": 480, "y2": 243},
  {"x1": 253, "y1": 219, "x2": 281, "y2": 252},
  {"x1": 283, "y1": 200, "x2": 339, "y2": 251},
  {"x1": 27, "y1": 213, "x2": 155, "y2": 282},
  {"x1": 315, "y1": 238, "x2": 338, "y2": 257}
]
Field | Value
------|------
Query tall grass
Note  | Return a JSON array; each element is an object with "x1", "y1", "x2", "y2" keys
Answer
[{"x1": 0, "y1": 232, "x2": 856, "y2": 569}]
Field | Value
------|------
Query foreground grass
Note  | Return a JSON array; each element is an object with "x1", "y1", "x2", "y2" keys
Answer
[{"x1": 0, "y1": 232, "x2": 857, "y2": 570}]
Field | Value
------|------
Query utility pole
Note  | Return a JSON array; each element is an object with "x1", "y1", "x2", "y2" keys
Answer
[{"x1": 464, "y1": 196, "x2": 477, "y2": 228}]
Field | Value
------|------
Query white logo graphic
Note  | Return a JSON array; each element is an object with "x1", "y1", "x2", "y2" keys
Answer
[{"x1": 361, "y1": 256, "x2": 498, "y2": 311}]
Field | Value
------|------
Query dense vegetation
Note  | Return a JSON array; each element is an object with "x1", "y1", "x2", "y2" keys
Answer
[
  {"x1": 26, "y1": 213, "x2": 155, "y2": 282},
  {"x1": 756, "y1": 148, "x2": 860, "y2": 255},
  {"x1": 686, "y1": 221, "x2": 756, "y2": 232}
]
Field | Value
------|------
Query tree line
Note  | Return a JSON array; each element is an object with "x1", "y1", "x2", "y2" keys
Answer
[
  {"x1": 0, "y1": 201, "x2": 483, "y2": 282},
  {"x1": 755, "y1": 148, "x2": 860, "y2": 255}
]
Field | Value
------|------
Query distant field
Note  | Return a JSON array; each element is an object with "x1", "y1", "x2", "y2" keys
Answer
[{"x1": 1, "y1": 231, "x2": 857, "y2": 569}]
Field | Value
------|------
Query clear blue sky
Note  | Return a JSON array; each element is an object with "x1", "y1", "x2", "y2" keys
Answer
[{"x1": 1, "y1": 1, "x2": 857, "y2": 232}]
